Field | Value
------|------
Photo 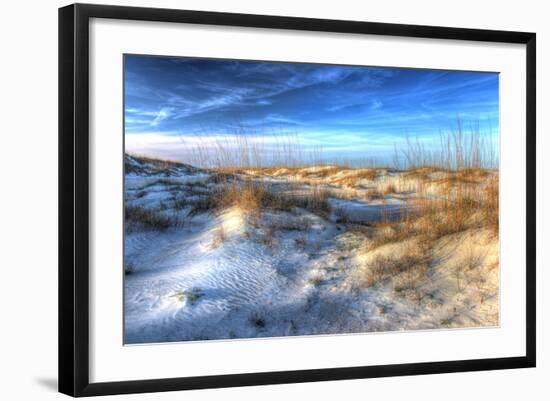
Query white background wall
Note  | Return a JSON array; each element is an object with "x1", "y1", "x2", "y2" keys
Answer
[{"x1": 0, "y1": 0, "x2": 546, "y2": 399}]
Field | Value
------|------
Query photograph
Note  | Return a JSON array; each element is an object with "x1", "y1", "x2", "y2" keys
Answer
[{"x1": 123, "y1": 54, "x2": 500, "y2": 345}]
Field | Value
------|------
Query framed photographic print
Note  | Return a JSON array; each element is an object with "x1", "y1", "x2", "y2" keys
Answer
[{"x1": 58, "y1": 3, "x2": 536, "y2": 397}]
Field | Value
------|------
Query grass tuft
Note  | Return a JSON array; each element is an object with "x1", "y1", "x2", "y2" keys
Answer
[
  {"x1": 190, "y1": 181, "x2": 331, "y2": 218},
  {"x1": 125, "y1": 205, "x2": 177, "y2": 231}
]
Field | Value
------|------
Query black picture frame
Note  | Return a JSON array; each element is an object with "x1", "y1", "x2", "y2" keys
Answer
[{"x1": 59, "y1": 3, "x2": 536, "y2": 397}]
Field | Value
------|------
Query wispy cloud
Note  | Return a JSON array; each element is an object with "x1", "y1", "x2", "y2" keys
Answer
[
  {"x1": 150, "y1": 108, "x2": 173, "y2": 126},
  {"x1": 371, "y1": 100, "x2": 383, "y2": 110},
  {"x1": 124, "y1": 55, "x2": 499, "y2": 161}
]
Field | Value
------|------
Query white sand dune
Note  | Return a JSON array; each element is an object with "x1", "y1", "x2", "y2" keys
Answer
[{"x1": 124, "y1": 155, "x2": 499, "y2": 344}]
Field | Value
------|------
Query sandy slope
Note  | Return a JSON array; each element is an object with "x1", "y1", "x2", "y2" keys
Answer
[{"x1": 124, "y1": 156, "x2": 499, "y2": 344}]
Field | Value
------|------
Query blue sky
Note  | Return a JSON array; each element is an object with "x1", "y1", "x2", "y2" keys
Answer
[{"x1": 124, "y1": 55, "x2": 499, "y2": 165}]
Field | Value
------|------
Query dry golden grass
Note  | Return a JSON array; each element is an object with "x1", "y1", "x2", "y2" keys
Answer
[
  {"x1": 361, "y1": 166, "x2": 498, "y2": 255},
  {"x1": 125, "y1": 154, "x2": 199, "y2": 177},
  {"x1": 403, "y1": 166, "x2": 443, "y2": 180},
  {"x1": 211, "y1": 226, "x2": 226, "y2": 249},
  {"x1": 483, "y1": 175, "x2": 499, "y2": 236},
  {"x1": 367, "y1": 223, "x2": 411, "y2": 250},
  {"x1": 139, "y1": 157, "x2": 177, "y2": 169},
  {"x1": 191, "y1": 180, "x2": 331, "y2": 218},
  {"x1": 129, "y1": 154, "x2": 184, "y2": 169},
  {"x1": 125, "y1": 205, "x2": 177, "y2": 231},
  {"x1": 456, "y1": 167, "x2": 492, "y2": 180},
  {"x1": 365, "y1": 189, "x2": 385, "y2": 202},
  {"x1": 353, "y1": 169, "x2": 380, "y2": 181},
  {"x1": 244, "y1": 166, "x2": 383, "y2": 191},
  {"x1": 330, "y1": 169, "x2": 380, "y2": 189},
  {"x1": 382, "y1": 182, "x2": 398, "y2": 195},
  {"x1": 309, "y1": 166, "x2": 346, "y2": 178},
  {"x1": 361, "y1": 251, "x2": 429, "y2": 289}
]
